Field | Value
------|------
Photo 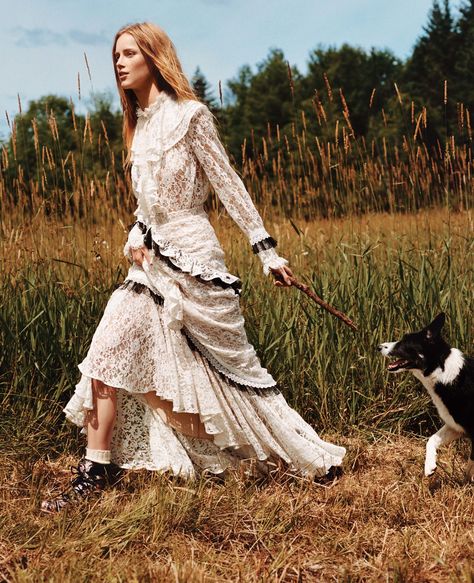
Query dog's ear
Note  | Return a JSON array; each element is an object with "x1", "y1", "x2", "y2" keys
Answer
[{"x1": 425, "y1": 312, "x2": 445, "y2": 339}]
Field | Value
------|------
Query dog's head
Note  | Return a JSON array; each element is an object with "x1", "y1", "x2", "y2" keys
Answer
[{"x1": 378, "y1": 313, "x2": 451, "y2": 375}]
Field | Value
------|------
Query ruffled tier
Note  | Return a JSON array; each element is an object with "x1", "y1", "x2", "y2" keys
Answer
[
  {"x1": 138, "y1": 220, "x2": 242, "y2": 294},
  {"x1": 132, "y1": 95, "x2": 205, "y2": 159},
  {"x1": 64, "y1": 285, "x2": 346, "y2": 478},
  {"x1": 124, "y1": 232, "x2": 277, "y2": 388}
]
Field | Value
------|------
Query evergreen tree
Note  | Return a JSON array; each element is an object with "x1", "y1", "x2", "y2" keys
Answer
[
  {"x1": 191, "y1": 67, "x2": 219, "y2": 112},
  {"x1": 302, "y1": 44, "x2": 401, "y2": 138},
  {"x1": 404, "y1": 0, "x2": 458, "y2": 143},
  {"x1": 455, "y1": 0, "x2": 474, "y2": 112},
  {"x1": 87, "y1": 91, "x2": 124, "y2": 173},
  {"x1": 88, "y1": 91, "x2": 122, "y2": 146},
  {"x1": 225, "y1": 64, "x2": 253, "y2": 160}
]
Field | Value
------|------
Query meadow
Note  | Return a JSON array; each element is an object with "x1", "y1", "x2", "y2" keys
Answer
[{"x1": 0, "y1": 87, "x2": 473, "y2": 581}]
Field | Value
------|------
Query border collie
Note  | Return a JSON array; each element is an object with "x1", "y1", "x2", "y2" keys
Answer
[{"x1": 378, "y1": 313, "x2": 473, "y2": 480}]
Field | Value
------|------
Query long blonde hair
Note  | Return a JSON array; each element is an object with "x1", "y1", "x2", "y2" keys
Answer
[{"x1": 112, "y1": 22, "x2": 198, "y2": 159}]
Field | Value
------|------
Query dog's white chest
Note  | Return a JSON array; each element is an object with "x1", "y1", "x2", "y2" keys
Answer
[
  {"x1": 427, "y1": 387, "x2": 465, "y2": 433},
  {"x1": 414, "y1": 349, "x2": 466, "y2": 434}
]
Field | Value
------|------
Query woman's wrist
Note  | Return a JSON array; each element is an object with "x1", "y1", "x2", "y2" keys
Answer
[{"x1": 257, "y1": 247, "x2": 289, "y2": 276}]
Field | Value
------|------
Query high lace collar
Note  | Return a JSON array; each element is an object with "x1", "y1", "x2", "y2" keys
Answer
[{"x1": 136, "y1": 91, "x2": 171, "y2": 119}]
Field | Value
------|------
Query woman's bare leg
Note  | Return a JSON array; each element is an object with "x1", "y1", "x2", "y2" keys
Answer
[
  {"x1": 144, "y1": 391, "x2": 211, "y2": 440},
  {"x1": 86, "y1": 378, "x2": 117, "y2": 450},
  {"x1": 41, "y1": 379, "x2": 118, "y2": 513},
  {"x1": 85, "y1": 381, "x2": 209, "y2": 444}
]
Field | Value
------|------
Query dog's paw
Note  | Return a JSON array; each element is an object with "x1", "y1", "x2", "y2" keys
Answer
[{"x1": 424, "y1": 462, "x2": 437, "y2": 477}]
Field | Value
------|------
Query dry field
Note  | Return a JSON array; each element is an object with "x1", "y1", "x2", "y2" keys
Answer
[{"x1": 1, "y1": 433, "x2": 473, "y2": 582}]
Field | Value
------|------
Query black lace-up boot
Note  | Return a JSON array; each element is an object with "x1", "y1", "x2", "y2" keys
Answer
[{"x1": 40, "y1": 458, "x2": 122, "y2": 514}]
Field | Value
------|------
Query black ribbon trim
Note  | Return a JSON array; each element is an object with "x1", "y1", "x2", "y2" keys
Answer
[
  {"x1": 251, "y1": 236, "x2": 278, "y2": 254},
  {"x1": 117, "y1": 280, "x2": 164, "y2": 306},
  {"x1": 131, "y1": 221, "x2": 242, "y2": 295}
]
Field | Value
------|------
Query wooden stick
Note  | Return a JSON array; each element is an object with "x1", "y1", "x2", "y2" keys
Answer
[{"x1": 287, "y1": 275, "x2": 358, "y2": 331}]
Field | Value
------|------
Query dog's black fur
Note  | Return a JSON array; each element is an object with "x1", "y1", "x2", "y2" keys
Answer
[{"x1": 379, "y1": 313, "x2": 474, "y2": 479}]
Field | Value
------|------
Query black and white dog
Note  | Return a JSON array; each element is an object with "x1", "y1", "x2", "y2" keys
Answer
[{"x1": 379, "y1": 313, "x2": 473, "y2": 480}]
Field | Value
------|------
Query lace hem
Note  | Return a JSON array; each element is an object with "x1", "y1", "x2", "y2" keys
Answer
[
  {"x1": 130, "y1": 221, "x2": 243, "y2": 294},
  {"x1": 257, "y1": 248, "x2": 289, "y2": 276},
  {"x1": 120, "y1": 278, "x2": 279, "y2": 392},
  {"x1": 65, "y1": 373, "x2": 345, "y2": 478},
  {"x1": 182, "y1": 329, "x2": 279, "y2": 391}
]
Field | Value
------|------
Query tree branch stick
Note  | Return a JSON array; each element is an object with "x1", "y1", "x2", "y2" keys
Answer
[{"x1": 288, "y1": 276, "x2": 358, "y2": 331}]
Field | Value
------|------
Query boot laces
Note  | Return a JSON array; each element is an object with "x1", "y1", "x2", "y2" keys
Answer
[{"x1": 41, "y1": 460, "x2": 107, "y2": 513}]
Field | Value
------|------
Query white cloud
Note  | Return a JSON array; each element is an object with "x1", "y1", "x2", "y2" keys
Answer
[
  {"x1": 12, "y1": 26, "x2": 109, "y2": 48},
  {"x1": 13, "y1": 27, "x2": 66, "y2": 48}
]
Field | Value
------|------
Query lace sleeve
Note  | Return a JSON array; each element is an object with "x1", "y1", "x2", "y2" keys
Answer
[{"x1": 188, "y1": 108, "x2": 277, "y2": 247}]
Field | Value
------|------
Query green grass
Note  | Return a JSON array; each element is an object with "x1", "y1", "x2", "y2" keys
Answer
[{"x1": 1, "y1": 209, "x2": 472, "y2": 458}]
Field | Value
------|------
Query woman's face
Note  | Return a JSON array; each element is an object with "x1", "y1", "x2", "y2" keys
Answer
[{"x1": 114, "y1": 33, "x2": 152, "y2": 91}]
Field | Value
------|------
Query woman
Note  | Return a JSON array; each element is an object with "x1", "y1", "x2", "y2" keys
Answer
[{"x1": 41, "y1": 22, "x2": 345, "y2": 513}]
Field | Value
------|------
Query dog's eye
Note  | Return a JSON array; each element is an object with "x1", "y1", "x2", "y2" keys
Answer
[{"x1": 418, "y1": 353, "x2": 424, "y2": 359}]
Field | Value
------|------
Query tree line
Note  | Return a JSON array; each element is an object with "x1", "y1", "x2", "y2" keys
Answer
[{"x1": 2, "y1": 0, "x2": 473, "y2": 189}]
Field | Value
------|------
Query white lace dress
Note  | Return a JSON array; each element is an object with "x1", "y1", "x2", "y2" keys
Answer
[{"x1": 64, "y1": 91, "x2": 346, "y2": 478}]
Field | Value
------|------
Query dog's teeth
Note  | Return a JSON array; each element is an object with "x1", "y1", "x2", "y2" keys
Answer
[{"x1": 387, "y1": 359, "x2": 408, "y2": 370}]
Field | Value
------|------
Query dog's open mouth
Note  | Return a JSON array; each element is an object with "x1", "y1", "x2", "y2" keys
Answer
[{"x1": 387, "y1": 359, "x2": 411, "y2": 372}]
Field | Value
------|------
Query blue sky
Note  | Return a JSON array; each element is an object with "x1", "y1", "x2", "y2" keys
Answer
[{"x1": 2, "y1": 0, "x2": 464, "y2": 138}]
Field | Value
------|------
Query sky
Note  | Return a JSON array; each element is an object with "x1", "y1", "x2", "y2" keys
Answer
[{"x1": 1, "y1": 0, "x2": 465, "y2": 139}]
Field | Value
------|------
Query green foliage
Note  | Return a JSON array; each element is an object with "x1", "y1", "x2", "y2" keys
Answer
[
  {"x1": 5, "y1": 95, "x2": 79, "y2": 190},
  {"x1": 302, "y1": 44, "x2": 402, "y2": 137},
  {"x1": 2, "y1": 92, "x2": 123, "y2": 211},
  {"x1": 225, "y1": 49, "x2": 300, "y2": 160},
  {"x1": 454, "y1": 1, "x2": 474, "y2": 109},
  {"x1": 191, "y1": 66, "x2": 219, "y2": 112}
]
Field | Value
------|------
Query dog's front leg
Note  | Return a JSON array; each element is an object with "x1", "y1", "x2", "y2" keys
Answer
[{"x1": 425, "y1": 424, "x2": 461, "y2": 476}]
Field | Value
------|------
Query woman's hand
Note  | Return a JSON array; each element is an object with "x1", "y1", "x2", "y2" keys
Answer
[
  {"x1": 270, "y1": 265, "x2": 294, "y2": 287},
  {"x1": 131, "y1": 246, "x2": 153, "y2": 268}
]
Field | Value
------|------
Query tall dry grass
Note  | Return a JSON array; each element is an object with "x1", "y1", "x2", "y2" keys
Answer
[
  {"x1": 1, "y1": 81, "x2": 472, "y2": 226},
  {"x1": 1, "y1": 208, "x2": 472, "y2": 456},
  {"x1": 1, "y1": 82, "x2": 473, "y2": 582},
  {"x1": 1, "y1": 80, "x2": 472, "y2": 457}
]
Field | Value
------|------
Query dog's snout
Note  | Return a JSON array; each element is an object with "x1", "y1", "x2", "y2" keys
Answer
[{"x1": 379, "y1": 341, "x2": 397, "y2": 356}]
